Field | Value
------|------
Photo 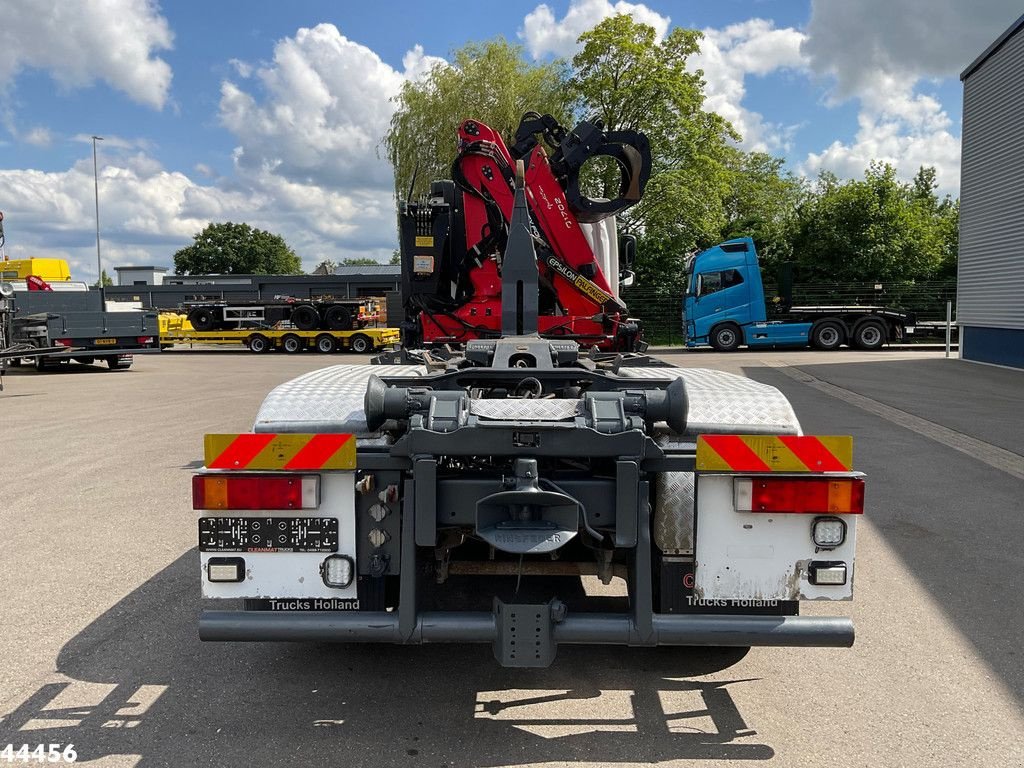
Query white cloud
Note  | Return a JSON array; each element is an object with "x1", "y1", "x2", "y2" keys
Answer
[
  {"x1": 794, "y1": 1, "x2": 1019, "y2": 193},
  {"x1": 520, "y1": 0, "x2": 670, "y2": 59},
  {"x1": 691, "y1": 19, "x2": 808, "y2": 153},
  {"x1": 794, "y1": 1, "x2": 1020, "y2": 194},
  {"x1": 229, "y1": 58, "x2": 253, "y2": 79},
  {"x1": 0, "y1": 0, "x2": 174, "y2": 109},
  {"x1": 0, "y1": 154, "x2": 396, "y2": 280},
  {"x1": 0, "y1": 24, "x2": 446, "y2": 280},
  {"x1": 220, "y1": 24, "x2": 444, "y2": 190},
  {"x1": 801, "y1": 86, "x2": 963, "y2": 194},
  {"x1": 22, "y1": 127, "x2": 53, "y2": 147},
  {"x1": 802, "y1": 0, "x2": 1021, "y2": 98}
]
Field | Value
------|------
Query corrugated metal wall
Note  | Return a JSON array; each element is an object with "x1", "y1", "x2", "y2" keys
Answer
[{"x1": 959, "y1": 27, "x2": 1024, "y2": 331}]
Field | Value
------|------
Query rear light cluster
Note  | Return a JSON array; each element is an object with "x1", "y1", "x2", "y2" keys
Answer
[
  {"x1": 192, "y1": 474, "x2": 319, "y2": 510},
  {"x1": 734, "y1": 476, "x2": 864, "y2": 515},
  {"x1": 137, "y1": 336, "x2": 154, "y2": 344},
  {"x1": 55, "y1": 338, "x2": 72, "y2": 347}
]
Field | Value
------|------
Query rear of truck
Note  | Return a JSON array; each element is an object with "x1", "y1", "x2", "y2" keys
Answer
[
  {"x1": 194, "y1": 343, "x2": 862, "y2": 667},
  {"x1": 10, "y1": 290, "x2": 159, "y2": 369}
]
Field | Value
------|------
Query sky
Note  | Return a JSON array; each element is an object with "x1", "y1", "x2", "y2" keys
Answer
[{"x1": 0, "y1": 0, "x2": 1020, "y2": 281}]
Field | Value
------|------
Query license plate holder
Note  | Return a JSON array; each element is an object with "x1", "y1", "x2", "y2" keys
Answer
[
  {"x1": 199, "y1": 516, "x2": 339, "y2": 552},
  {"x1": 94, "y1": 338, "x2": 117, "y2": 345}
]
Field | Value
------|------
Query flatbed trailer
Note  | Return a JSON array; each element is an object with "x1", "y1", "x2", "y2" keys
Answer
[{"x1": 161, "y1": 326, "x2": 400, "y2": 354}]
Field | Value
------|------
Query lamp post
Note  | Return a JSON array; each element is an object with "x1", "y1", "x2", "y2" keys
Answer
[{"x1": 91, "y1": 135, "x2": 104, "y2": 288}]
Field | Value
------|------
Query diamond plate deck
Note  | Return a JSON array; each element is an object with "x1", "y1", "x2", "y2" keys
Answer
[
  {"x1": 615, "y1": 367, "x2": 801, "y2": 437},
  {"x1": 470, "y1": 399, "x2": 581, "y2": 421},
  {"x1": 254, "y1": 364, "x2": 427, "y2": 435},
  {"x1": 655, "y1": 468, "x2": 695, "y2": 554}
]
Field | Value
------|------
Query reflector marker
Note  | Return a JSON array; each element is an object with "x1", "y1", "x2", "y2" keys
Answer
[
  {"x1": 777, "y1": 435, "x2": 850, "y2": 472},
  {"x1": 697, "y1": 435, "x2": 853, "y2": 472},
  {"x1": 699, "y1": 435, "x2": 772, "y2": 473},
  {"x1": 206, "y1": 434, "x2": 276, "y2": 470},
  {"x1": 283, "y1": 434, "x2": 353, "y2": 471},
  {"x1": 204, "y1": 433, "x2": 356, "y2": 470}
]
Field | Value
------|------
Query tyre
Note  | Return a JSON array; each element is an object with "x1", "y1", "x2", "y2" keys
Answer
[
  {"x1": 247, "y1": 334, "x2": 270, "y2": 353},
  {"x1": 348, "y1": 333, "x2": 371, "y2": 354},
  {"x1": 187, "y1": 307, "x2": 216, "y2": 332},
  {"x1": 290, "y1": 305, "x2": 320, "y2": 331},
  {"x1": 709, "y1": 323, "x2": 741, "y2": 352},
  {"x1": 34, "y1": 355, "x2": 50, "y2": 372},
  {"x1": 281, "y1": 333, "x2": 304, "y2": 354},
  {"x1": 810, "y1": 321, "x2": 844, "y2": 351},
  {"x1": 106, "y1": 357, "x2": 131, "y2": 370},
  {"x1": 852, "y1": 320, "x2": 886, "y2": 350},
  {"x1": 324, "y1": 305, "x2": 353, "y2": 331},
  {"x1": 314, "y1": 334, "x2": 337, "y2": 354}
]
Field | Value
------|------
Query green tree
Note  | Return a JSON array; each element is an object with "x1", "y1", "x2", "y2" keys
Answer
[
  {"x1": 312, "y1": 259, "x2": 338, "y2": 274},
  {"x1": 173, "y1": 222, "x2": 301, "y2": 275},
  {"x1": 567, "y1": 15, "x2": 737, "y2": 286},
  {"x1": 389, "y1": 250, "x2": 401, "y2": 266},
  {"x1": 341, "y1": 257, "x2": 381, "y2": 266},
  {"x1": 92, "y1": 269, "x2": 113, "y2": 287},
  {"x1": 720, "y1": 150, "x2": 804, "y2": 276},
  {"x1": 385, "y1": 39, "x2": 571, "y2": 199},
  {"x1": 791, "y1": 163, "x2": 956, "y2": 282}
]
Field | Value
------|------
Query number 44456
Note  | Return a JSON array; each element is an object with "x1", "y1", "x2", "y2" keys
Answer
[{"x1": 0, "y1": 745, "x2": 76, "y2": 763}]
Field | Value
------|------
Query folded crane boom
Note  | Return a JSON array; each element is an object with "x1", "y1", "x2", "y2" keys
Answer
[{"x1": 398, "y1": 113, "x2": 651, "y2": 351}]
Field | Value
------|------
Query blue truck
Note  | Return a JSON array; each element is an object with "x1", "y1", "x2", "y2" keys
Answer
[{"x1": 682, "y1": 237, "x2": 915, "y2": 351}]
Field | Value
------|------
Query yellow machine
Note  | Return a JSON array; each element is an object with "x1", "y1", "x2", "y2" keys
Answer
[{"x1": 0, "y1": 258, "x2": 72, "y2": 282}]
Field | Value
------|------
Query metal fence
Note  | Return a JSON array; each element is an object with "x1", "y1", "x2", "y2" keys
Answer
[{"x1": 622, "y1": 279, "x2": 958, "y2": 346}]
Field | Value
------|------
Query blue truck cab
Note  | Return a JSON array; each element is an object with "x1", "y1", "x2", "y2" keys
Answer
[{"x1": 683, "y1": 237, "x2": 911, "y2": 351}]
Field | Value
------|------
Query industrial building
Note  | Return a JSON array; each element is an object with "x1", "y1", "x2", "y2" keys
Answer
[{"x1": 958, "y1": 13, "x2": 1024, "y2": 368}]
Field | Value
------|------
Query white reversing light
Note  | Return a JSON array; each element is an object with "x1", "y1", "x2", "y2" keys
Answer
[
  {"x1": 812, "y1": 517, "x2": 846, "y2": 548},
  {"x1": 321, "y1": 554, "x2": 354, "y2": 588},
  {"x1": 809, "y1": 562, "x2": 847, "y2": 586}
]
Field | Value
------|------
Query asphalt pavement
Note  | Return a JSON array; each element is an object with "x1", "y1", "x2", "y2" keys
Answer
[{"x1": 0, "y1": 347, "x2": 1021, "y2": 767}]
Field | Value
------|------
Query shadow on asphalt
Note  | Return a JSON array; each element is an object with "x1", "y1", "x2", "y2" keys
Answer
[
  {"x1": 0, "y1": 552, "x2": 771, "y2": 766},
  {"x1": 742, "y1": 360, "x2": 1024, "y2": 709}
]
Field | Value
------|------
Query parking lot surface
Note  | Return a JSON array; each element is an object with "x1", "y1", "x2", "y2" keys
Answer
[{"x1": 1, "y1": 348, "x2": 1021, "y2": 767}]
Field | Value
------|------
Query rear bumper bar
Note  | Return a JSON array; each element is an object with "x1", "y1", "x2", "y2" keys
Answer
[{"x1": 200, "y1": 610, "x2": 854, "y2": 648}]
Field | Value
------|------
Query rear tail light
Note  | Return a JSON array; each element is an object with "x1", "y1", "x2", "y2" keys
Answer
[
  {"x1": 734, "y1": 476, "x2": 864, "y2": 514},
  {"x1": 55, "y1": 338, "x2": 72, "y2": 347},
  {"x1": 137, "y1": 336, "x2": 154, "y2": 344},
  {"x1": 192, "y1": 474, "x2": 319, "y2": 510}
]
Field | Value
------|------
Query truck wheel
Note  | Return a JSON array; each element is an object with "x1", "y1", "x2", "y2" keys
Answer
[
  {"x1": 709, "y1": 323, "x2": 741, "y2": 352},
  {"x1": 187, "y1": 308, "x2": 216, "y2": 332},
  {"x1": 281, "y1": 334, "x2": 304, "y2": 354},
  {"x1": 106, "y1": 357, "x2": 132, "y2": 370},
  {"x1": 811, "y1": 321, "x2": 844, "y2": 351},
  {"x1": 247, "y1": 334, "x2": 270, "y2": 353},
  {"x1": 314, "y1": 334, "x2": 337, "y2": 353},
  {"x1": 325, "y1": 305, "x2": 353, "y2": 331},
  {"x1": 349, "y1": 333, "x2": 371, "y2": 354},
  {"x1": 33, "y1": 355, "x2": 51, "y2": 372},
  {"x1": 853, "y1": 320, "x2": 886, "y2": 350},
  {"x1": 291, "y1": 305, "x2": 320, "y2": 331}
]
